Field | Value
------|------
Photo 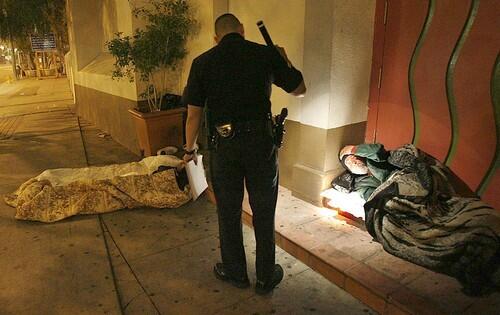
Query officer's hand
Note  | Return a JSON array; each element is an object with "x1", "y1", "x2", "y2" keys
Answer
[
  {"x1": 275, "y1": 45, "x2": 292, "y2": 67},
  {"x1": 183, "y1": 152, "x2": 198, "y2": 165}
]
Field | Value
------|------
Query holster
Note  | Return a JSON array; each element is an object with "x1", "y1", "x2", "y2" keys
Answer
[{"x1": 272, "y1": 109, "x2": 288, "y2": 148}]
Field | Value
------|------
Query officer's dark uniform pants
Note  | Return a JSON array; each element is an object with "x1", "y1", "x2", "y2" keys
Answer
[{"x1": 210, "y1": 128, "x2": 278, "y2": 282}]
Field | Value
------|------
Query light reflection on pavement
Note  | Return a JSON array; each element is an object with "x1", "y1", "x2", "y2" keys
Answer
[
  {"x1": 0, "y1": 76, "x2": 74, "y2": 118},
  {"x1": 0, "y1": 64, "x2": 12, "y2": 83}
]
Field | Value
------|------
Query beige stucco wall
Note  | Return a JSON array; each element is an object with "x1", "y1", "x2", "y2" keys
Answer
[
  {"x1": 180, "y1": 1, "x2": 215, "y2": 91},
  {"x1": 68, "y1": 0, "x2": 102, "y2": 71},
  {"x1": 67, "y1": 0, "x2": 138, "y2": 101},
  {"x1": 66, "y1": 0, "x2": 376, "y2": 203},
  {"x1": 101, "y1": 0, "x2": 134, "y2": 50},
  {"x1": 66, "y1": 0, "x2": 142, "y2": 154},
  {"x1": 301, "y1": 0, "x2": 375, "y2": 130},
  {"x1": 68, "y1": 0, "x2": 215, "y2": 102},
  {"x1": 68, "y1": 0, "x2": 375, "y2": 124},
  {"x1": 300, "y1": 0, "x2": 333, "y2": 129},
  {"x1": 329, "y1": 0, "x2": 376, "y2": 129},
  {"x1": 66, "y1": 0, "x2": 216, "y2": 154}
]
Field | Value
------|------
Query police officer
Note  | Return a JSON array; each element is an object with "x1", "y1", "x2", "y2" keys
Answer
[{"x1": 182, "y1": 13, "x2": 306, "y2": 295}]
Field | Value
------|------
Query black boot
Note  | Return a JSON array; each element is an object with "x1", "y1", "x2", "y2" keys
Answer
[
  {"x1": 255, "y1": 264, "x2": 284, "y2": 295},
  {"x1": 213, "y1": 263, "x2": 250, "y2": 289}
]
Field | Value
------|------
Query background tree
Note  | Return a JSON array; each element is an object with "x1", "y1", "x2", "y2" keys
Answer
[
  {"x1": 107, "y1": 0, "x2": 197, "y2": 112},
  {"x1": 0, "y1": 0, "x2": 68, "y2": 79}
]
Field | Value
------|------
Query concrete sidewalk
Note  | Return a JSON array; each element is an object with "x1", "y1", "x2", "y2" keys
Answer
[
  {"x1": 0, "y1": 77, "x2": 74, "y2": 118},
  {"x1": 0, "y1": 78, "x2": 373, "y2": 315},
  {"x1": 0, "y1": 65, "x2": 11, "y2": 84}
]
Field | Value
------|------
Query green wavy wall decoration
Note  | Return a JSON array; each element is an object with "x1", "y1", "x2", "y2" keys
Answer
[
  {"x1": 444, "y1": 0, "x2": 480, "y2": 165},
  {"x1": 409, "y1": 0, "x2": 435, "y2": 146},
  {"x1": 477, "y1": 53, "x2": 500, "y2": 195}
]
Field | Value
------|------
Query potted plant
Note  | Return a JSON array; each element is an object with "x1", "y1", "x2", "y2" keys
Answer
[{"x1": 106, "y1": 0, "x2": 196, "y2": 156}]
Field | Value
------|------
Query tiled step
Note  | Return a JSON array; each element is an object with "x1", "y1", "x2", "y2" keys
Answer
[
  {"x1": 205, "y1": 185, "x2": 498, "y2": 315},
  {"x1": 240, "y1": 200, "x2": 440, "y2": 315},
  {"x1": 0, "y1": 115, "x2": 23, "y2": 139}
]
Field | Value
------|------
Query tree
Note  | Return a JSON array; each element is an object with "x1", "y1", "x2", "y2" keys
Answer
[
  {"x1": 0, "y1": 0, "x2": 68, "y2": 78},
  {"x1": 107, "y1": 0, "x2": 197, "y2": 112},
  {"x1": 0, "y1": 0, "x2": 31, "y2": 78}
]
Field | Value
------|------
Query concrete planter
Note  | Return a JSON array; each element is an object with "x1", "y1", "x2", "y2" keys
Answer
[{"x1": 128, "y1": 107, "x2": 186, "y2": 157}]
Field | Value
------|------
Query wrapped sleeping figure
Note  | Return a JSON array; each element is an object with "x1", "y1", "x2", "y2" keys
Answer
[
  {"x1": 4, "y1": 155, "x2": 192, "y2": 223},
  {"x1": 331, "y1": 143, "x2": 500, "y2": 296}
]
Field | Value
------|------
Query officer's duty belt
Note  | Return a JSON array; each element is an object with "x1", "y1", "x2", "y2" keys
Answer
[{"x1": 215, "y1": 119, "x2": 271, "y2": 138}]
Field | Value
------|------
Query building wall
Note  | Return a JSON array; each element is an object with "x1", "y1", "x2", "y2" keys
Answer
[
  {"x1": 365, "y1": 0, "x2": 500, "y2": 210},
  {"x1": 180, "y1": 1, "x2": 217, "y2": 94},
  {"x1": 67, "y1": 0, "x2": 214, "y2": 155},
  {"x1": 66, "y1": 0, "x2": 140, "y2": 153},
  {"x1": 329, "y1": 0, "x2": 375, "y2": 129},
  {"x1": 67, "y1": 0, "x2": 376, "y2": 204},
  {"x1": 222, "y1": 0, "x2": 375, "y2": 203}
]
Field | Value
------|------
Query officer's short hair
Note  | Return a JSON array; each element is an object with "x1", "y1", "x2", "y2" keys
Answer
[{"x1": 215, "y1": 13, "x2": 241, "y2": 37}]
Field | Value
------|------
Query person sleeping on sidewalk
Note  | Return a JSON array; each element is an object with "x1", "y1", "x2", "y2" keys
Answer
[{"x1": 4, "y1": 155, "x2": 192, "y2": 223}]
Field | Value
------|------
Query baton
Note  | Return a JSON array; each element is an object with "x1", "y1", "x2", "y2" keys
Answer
[
  {"x1": 257, "y1": 21, "x2": 275, "y2": 47},
  {"x1": 257, "y1": 21, "x2": 290, "y2": 148},
  {"x1": 257, "y1": 20, "x2": 291, "y2": 67}
]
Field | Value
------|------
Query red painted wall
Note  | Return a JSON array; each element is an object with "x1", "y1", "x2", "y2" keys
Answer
[{"x1": 365, "y1": 0, "x2": 500, "y2": 210}]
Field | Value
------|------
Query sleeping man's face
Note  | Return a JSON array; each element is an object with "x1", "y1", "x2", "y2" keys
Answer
[{"x1": 344, "y1": 155, "x2": 369, "y2": 175}]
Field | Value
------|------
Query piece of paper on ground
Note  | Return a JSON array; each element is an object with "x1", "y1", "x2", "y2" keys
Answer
[{"x1": 185, "y1": 155, "x2": 208, "y2": 200}]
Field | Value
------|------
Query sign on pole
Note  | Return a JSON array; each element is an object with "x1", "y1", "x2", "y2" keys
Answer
[{"x1": 30, "y1": 34, "x2": 57, "y2": 51}]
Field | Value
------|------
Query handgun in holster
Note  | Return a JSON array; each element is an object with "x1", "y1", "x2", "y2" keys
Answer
[{"x1": 273, "y1": 108, "x2": 288, "y2": 148}]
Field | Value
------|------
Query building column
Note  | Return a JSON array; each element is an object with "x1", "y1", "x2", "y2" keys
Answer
[{"x1": 286, "y1": 0, "x2": 376, "y2": 204}]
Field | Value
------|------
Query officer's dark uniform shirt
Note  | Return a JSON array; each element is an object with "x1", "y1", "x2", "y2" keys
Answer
[{"x1": 183, "y1": 33, "x2": 303, "y2": 123}]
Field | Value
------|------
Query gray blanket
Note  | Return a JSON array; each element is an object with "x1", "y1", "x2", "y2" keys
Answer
[{"x1": 364, "y1": 145, "x2": 500, "y2": 296}]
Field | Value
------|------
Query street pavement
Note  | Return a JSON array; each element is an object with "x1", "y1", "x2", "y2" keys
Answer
[{"x1": 0, "y1": 78, "x2": 372, "y2": 315}]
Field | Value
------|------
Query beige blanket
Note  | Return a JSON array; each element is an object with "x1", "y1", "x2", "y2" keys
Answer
[{"x1": 4, "y1": 156, "x2": 191, "y2": 223}]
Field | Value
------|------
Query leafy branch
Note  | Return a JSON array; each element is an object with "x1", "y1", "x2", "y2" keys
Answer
[{"x1": 106, "y1": 0, "x2": 196, "y2": 112}]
